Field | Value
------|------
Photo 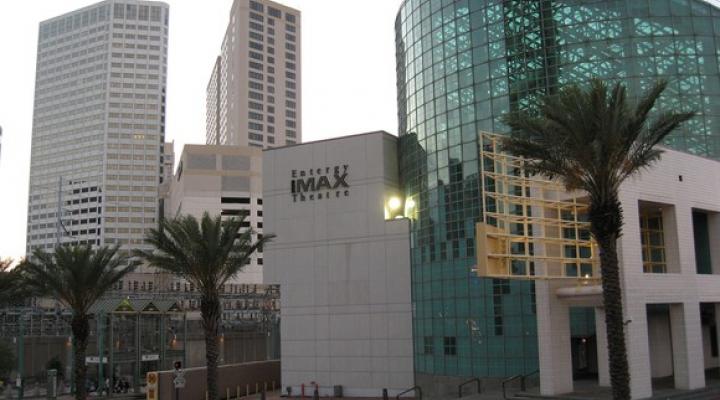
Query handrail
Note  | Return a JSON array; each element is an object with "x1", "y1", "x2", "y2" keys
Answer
[
  {"x1": 458, "y1": 377, "x2": 481, "y2": 398},
  {"x1": 520, "y1": 370, "x2": 539, "y2": 392},
  {"x1": 396, "y1": 385, "x2": 422, "y2": 400},
  {"x1": 501, "y1": 375, "x2": 522, "y2": 400}
]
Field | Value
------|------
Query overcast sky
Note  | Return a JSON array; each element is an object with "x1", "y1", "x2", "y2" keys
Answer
[{"x1": 0, "y1": 0, "x2": 402, "y2": 261}]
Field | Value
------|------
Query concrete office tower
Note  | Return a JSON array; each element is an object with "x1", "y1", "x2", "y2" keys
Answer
[
  {"x1": 168, "y1": 144, "x2": 264, "y2": 284},
  {"x1": 26, "y1": 1, "x2": 169, "y2": 254},
  {"x1": 161, "y1": 141, "x2": 174, "y2": 184},
  {"x1": 206, "y1": 0, "x2": 301, "y2": 147}
]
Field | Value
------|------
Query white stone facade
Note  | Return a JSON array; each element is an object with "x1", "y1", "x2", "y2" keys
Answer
[
  {"x1": 538, "y1": 147, "x2": 720, "y2": 398},
  {"x1": 263, "y1": 132, "x2": 414, "y2": 397},
  {"x1": 167, "y1": 144, "x2": 264, "y2": 284}
]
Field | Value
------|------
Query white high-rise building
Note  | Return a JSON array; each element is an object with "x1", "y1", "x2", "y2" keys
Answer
[
  {"x1": 26, "y1": 0, "x2": 169, "y2": 254},
  {"x1": 206, "y1": 0, "x2": 301, "y2": 147}
]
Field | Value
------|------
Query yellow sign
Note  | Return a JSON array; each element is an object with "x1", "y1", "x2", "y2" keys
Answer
[{"x1": 146, "y1": 372, "x2": 158, "y2": 400}]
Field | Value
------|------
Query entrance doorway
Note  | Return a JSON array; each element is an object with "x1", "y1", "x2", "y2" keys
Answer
[
  {"x1": 647, "y1": 304, "x2": 674, "y2": 390},
  {"x1": 570, "y1": 307, "x2": 598, "y2": 380},
  {"x1": 700, "y1": 303, "x2": 720, "y2": 383}
]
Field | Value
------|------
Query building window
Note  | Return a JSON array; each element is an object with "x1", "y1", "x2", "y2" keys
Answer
[
  {"x1": 693, "y1": 210, "x2": 713, "y2": 274},
  {"x1": 443, "y1": 336, "x2": 456, "y2": 356},
  {"x1": 424, "y1": 336, "x2": 433, "y2": 355},
  {"x1": 268, "y1": 7, "x2": 281, "y2": 18},
  {"x1": 493, "y1": 279, "x2": 510, "y2": 335},
  {"x1": 250, "y1": 1, "x2": 264, "y2": 12},
  {"x1": 640, "y1": 211, "x2": 666, "y2": 273},
  {"x1": 221, "y1": 197, "x2": 250, "y2": 204}
]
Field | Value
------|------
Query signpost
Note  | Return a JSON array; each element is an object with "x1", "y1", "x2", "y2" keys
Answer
[{"x1": 173, "y1": 361, "x2": 184, "y2": 400}]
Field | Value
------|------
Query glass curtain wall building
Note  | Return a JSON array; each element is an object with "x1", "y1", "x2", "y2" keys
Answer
[{"x1": 395, "y1": 0, "x2": 720, "y2": 382}]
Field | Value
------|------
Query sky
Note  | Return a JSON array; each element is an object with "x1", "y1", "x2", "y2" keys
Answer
[{"x1": 0, "y1": 0, "x2": 403, "y2": 261}]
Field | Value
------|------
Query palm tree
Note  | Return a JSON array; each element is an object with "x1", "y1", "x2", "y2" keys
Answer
[
  {"x1": 501, "y1": 79, "x2": 693, "y2": 400},
  {"x1": 136, "y1": 212, "x2": 273, "y2": 400},
  {"x1": 19, "y1": 245, "x2": 138, "y2": 400},
  {"x1": 0, "y1": 258, "x2": 20, "y2": 305}
]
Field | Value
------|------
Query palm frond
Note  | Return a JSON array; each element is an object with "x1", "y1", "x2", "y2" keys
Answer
[
  {"x1": 501, "y1": 78, "x2": 694, "y2": 200},
  {"x1": 19, "y1": 245, "x2": 137, "y2": 314},
  {"x1": 136, "y1": 213, "x2": 273, "y2": 295}
]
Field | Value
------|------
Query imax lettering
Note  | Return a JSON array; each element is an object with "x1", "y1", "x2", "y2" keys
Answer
[
  {"x1": 296, "y1": 177, "x2": 315, "y2": 192},
  {"x1": 290, "y1": 165, "x2": 351, "y2": 202},
  {"x1": 332, "y1": 173, "x2": 348, "y2": 189}
]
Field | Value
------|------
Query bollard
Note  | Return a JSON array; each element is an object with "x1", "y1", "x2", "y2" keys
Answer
[
  {"x1": 47, "y1": 369, "x2": 58, "y2": 400},
  {"x1": 382, "y1": 388, "x2": 388, "y2": 400},
  {"x1": 227, "y1": 388, "x2": 230, "y2": 400},
  {"x1": 237, "y1": 386, "x2": 240, "y2": 400},
  {"x1": 256, "y1": 383, "x2": 259, "y2": 394},
  {"x1": 264, "y1": 382, "x2": 267, "y2": 392},
  {"x1": 206, "y1": 392, "x2": 209, "y2": 400},
  {"x1": 272, "y1": 381, "x2": 275, "y2": 392},
  {"x1": 246, "y1": 384, "x2": 250, "y2": 398}
]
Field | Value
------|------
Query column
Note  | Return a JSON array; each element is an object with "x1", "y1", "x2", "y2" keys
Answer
[
  {"x1": 594, "y1": 307, "x2": 609, "y2": 387},
  {"x1": 536, "y1": 281, "x2": 573, "y2": 396},
  {"x1": 669, "y1": 302, "x2": 705, "y2": 390},
  {"x1": 617, "y1": 197, "x2": 653, "y2": 399},
  {"x1": 624, "y1": 302, "x2": 652, "y2": 399}
]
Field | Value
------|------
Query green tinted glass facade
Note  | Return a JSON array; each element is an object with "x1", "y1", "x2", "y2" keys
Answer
[{"x1": 395, "y1": 0, "x2": 720, "y2": 379}]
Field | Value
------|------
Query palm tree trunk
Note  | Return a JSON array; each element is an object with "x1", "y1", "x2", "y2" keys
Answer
[
  {"x1": 201, "y1": 293, "x2": 221, "y2": 400},
  {"x1": 71, "y1": 314, "x2": 89, "y2": 400},
  {"x1": 595, "y1": 232, "x2": 630, "y2": 400}
]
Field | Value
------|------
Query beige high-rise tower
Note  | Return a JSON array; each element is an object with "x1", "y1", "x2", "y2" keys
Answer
[
  {"x1": 26, "y1": 0, "x2": 169, "y2": 254},
  {"x1": 206, "y1": 0, "x2": 300, "y2": 147}
]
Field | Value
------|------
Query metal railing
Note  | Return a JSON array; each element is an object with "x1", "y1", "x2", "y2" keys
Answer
[
  {"x1": 520, "y1": 370, "x2": 539, "y2": 392},
  {"x1": 502, "y1": 369, "x2": 540, "y2": 399},
  {"x1": 502, "y1": 375, "x2": 522, "y2": 400},
  {"x1": 396, "y1": 386, "x2": 422, "y2": 400},
  {"x1": 458, "y1": 377, "x2": 481, "y2": 398}
]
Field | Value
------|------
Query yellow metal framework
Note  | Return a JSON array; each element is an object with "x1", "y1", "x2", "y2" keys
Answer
[
  {"x1": 475, "y1": 132, "x2": 600, "y2": 280},
  {"x1": 640, "y1": 211, "x2": 667, "y2": 273}
]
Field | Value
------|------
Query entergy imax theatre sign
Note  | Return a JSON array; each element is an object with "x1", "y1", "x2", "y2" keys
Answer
[{"x1": 291, "y1": 165, "x2": 349, "y2": 202}]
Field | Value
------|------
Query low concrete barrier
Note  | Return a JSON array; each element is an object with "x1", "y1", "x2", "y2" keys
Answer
[{"x1": 156, "y1": 360, "x2": 280, "y2": 400}]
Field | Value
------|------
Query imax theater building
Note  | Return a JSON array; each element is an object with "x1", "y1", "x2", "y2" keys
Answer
[{"x1": 263, "y1": 0, "x2": 720, "y2": 398}]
